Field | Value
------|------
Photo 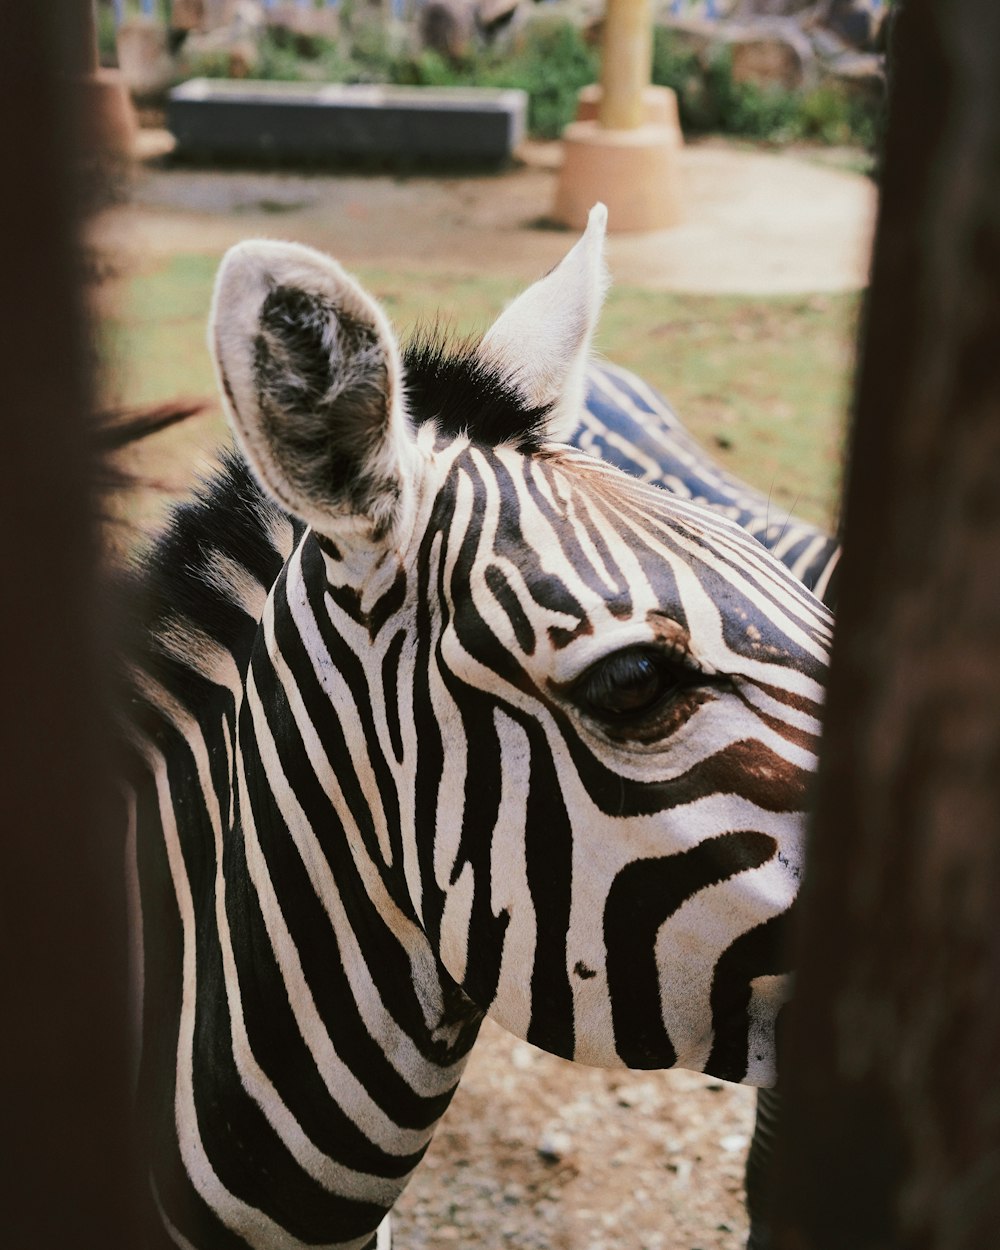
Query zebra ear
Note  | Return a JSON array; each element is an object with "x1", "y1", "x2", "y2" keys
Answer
[
  {"x1": 477, "y1": 202, "x2": 609, "y2": 443},
  {"x1": 209, "y1": 240, "x2": 417, "y2": 541}
]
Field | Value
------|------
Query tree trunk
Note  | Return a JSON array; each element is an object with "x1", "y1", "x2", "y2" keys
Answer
[
  {"x1": 770, "y1": 2, "x2": 1000, "y2": 1247},
  {"x1": 0, "y1": 3, "x2": 137, "y2": 1246}
]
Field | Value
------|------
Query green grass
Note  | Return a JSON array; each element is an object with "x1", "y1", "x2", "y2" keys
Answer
[
  {"x1": 101, "y1": 253, "x2": 857, "y2": 536},
  {"x1": 598, "y1": 289, "x2": 857, "y2": 528}
]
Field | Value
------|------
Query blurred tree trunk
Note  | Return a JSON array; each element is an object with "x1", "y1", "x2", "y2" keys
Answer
[
  {"x1": 770, "y1": 2, "x2": 1000, "y2": 1247},
  {"x1": 0, "y1": 3, "x2": 137, "y2": 1246}
]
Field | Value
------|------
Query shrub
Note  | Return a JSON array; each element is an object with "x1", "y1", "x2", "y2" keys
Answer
[
  {"x1": 796, "y1": 83, "x2": 879, "y2": 148},
  {"x1": 651, "y1": 29, "x2": 880, "y2": 149},
  {"x1": 480, "y1": 19, "x2": 599, "y2": 140},
  {"x1": 385, "y1": 19, "x2": 599, "y2": 139},
  {"x1": 180, "y1": 19, "x2": 878, "y2": 148},
  {"x1": 97, "y1": 3, "x2": 119, "y2": 68}
]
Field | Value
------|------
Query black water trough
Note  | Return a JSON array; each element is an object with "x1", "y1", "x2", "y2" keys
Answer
[{"x1": 167, "y1": 78, "x2": 528, "y2": 167}]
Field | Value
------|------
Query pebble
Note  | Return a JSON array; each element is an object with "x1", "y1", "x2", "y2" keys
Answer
[
  {"x1": 511, "y1": 1044, "x2": 536, "y2": 1070},
  {"x1": 537, "y1": 1128, "x2": 573, "y2": 1162},
  {"x1": 614, "y1": 1079, "x2": 662, "y2": 1110}
]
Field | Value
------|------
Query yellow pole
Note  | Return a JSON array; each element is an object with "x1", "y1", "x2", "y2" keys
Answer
[{"x1": 598, "y1": 0, "x2": 653, "y2": 130}]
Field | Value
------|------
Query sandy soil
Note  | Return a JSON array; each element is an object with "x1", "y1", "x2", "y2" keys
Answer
[{"x1": 97, "y1": 137, "x2": 874, "y2": 1248}]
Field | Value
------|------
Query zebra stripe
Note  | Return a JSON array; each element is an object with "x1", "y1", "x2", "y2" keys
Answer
[{"x1": 123, "y1": 213, "x2": 832, "y2": 1248}]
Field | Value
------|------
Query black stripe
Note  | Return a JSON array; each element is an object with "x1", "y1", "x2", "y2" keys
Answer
[
  {"x1": 522, "y1": 722, "x2": 575, "y2": 1059},
  {"x1": 705, "y1": 907, "x2": 794, "y2": 1082},
  {"x1": 382, "y1": 629, "x2": 406, "y2": 764},
  {"x1": 298, "y1": 539, "x2": 408, "y2": 905},
  {"x1": 604, "y1": 830, "x2": 776, "y2": 1069},
  {"x1": 485, "y1": 564, "x2": 536, "y2": 656},
  {"x1": 517, "y1": 456, "x2": 632, "y2": 612}
]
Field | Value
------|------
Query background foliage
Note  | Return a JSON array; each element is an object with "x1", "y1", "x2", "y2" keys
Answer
[{"x1": 164, "y1": 19, "x2": 880, "y2": 145}]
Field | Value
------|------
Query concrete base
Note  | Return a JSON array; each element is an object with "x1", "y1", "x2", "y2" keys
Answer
[
  {"x1": 553, "y1": 119, "x2": 683, "y2": 233},
  {"x1": 574, "y1": 84, "x2": 682, "y2": 139},
  {"x1": 77, "y1": 69, "x2": 138, "y2": 159}
]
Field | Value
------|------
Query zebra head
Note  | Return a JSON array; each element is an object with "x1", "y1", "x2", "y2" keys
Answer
[{"x1": 210, "y1": 209, "x2": 830, "y2": 1088}]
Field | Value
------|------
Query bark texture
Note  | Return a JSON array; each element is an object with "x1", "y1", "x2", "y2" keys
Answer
[{"x1": 771, "y1": 2, "x2": 1000, "y2": 1247}]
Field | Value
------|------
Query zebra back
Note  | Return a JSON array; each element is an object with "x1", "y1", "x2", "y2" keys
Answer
[{"x1": 579, "y1": 362, "x2": 841, "y2": 606}]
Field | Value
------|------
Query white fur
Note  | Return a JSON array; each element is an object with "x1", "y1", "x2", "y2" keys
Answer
[
  {"x1": 478, "y1": 203, "x2": 610, "y2": 442},
  {"x1": 209, "y1": 239, "x2": 418, "y2": 543}
]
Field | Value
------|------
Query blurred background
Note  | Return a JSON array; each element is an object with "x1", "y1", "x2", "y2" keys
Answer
[{"x1": 94, "y1": 1, "x2": 882, "y2": 539}]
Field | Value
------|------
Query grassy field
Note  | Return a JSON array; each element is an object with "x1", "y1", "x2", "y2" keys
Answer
[{"x1": 101, "y1": 253, "x2": 858, "y2": 537}]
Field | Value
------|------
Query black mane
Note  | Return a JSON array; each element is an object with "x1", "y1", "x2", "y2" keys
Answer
[
  {"x1": 119, "y1": 450, "x2": 297, "y2": 755},
  {"x1": 402, "y1": 329, "x2": 553, "y2": 452}
]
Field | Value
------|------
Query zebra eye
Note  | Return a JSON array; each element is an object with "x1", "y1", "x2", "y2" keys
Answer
[{"x1": 575, "y1": 647, "x2": 688, "y2": 720}]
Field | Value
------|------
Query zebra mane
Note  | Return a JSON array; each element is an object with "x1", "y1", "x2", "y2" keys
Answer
[
  {"x1": 401, "y1": 327, "x2": 554, "y2": 452},
  {"x1": 122, "y1": 450, "x2": 298, "y2": 745}
]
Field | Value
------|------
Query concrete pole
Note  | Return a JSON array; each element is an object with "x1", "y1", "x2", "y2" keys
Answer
[
  {"x1": 76, "y1": 0, "x2": 138, "y2": 157},
  {"x1": 552, "y1": 0, "x2": 683, "y2": 231},
  {"x1": 82, "y1": 0, "x2": 100, "y2": 75},
  {"x1": 598, "y1": 0, "x2": 653, "y2": 130}
]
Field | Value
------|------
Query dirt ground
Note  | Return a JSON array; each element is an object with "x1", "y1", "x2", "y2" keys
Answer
[
  {"x1": 392, "y1": 1020, "x2": 756, "y2": 1250},
  {"x1": 97, "y1": 136, "x2": 874, "y2": 1249},
  {"x1": 96, "y1": 134, "x2": 876, "y2": 295}
]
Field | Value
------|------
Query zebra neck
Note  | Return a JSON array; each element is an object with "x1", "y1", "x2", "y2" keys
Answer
[
  {"x1": 134, "y1": 532, "x2": 484, "y2": 1249},
  {"x1": 185, "y1": 535, "x2": 487, "y2": 1233},
  {"x1": 236, "y1": 575, "x2": 484, "y2": 1060}
]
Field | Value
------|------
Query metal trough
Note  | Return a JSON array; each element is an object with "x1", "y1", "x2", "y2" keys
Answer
[{"x1": 167, "y1": 78, "x2": 528, "y2": 167}]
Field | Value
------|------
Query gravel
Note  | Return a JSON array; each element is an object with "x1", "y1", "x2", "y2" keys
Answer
[{"x1": 393, "y1": 1018, "x2": 755, "y2": 1249}]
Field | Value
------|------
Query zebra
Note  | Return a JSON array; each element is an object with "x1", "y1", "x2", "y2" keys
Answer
[{"x1": 121, "y1": 204, "x2": 832, "y2": 1249}]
